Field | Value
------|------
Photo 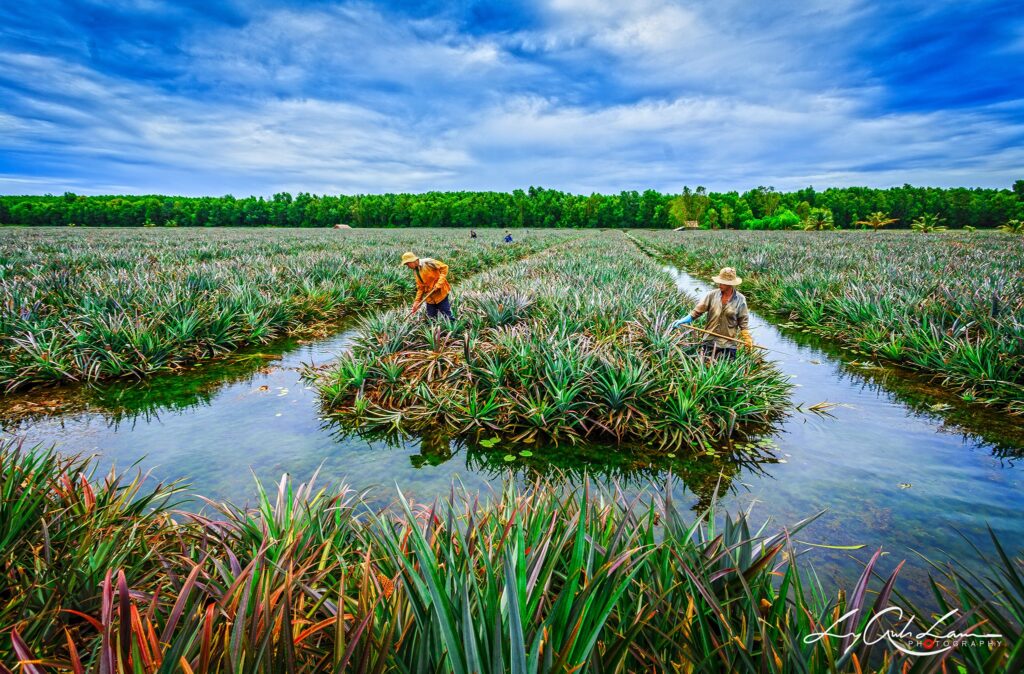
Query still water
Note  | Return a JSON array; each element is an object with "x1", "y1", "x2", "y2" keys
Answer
[{"x1": 1, "y1": 267, "x2": 1022, "y2": 600}]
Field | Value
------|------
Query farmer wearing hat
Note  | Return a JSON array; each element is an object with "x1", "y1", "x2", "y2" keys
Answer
[
  {"x1": 671, "y1": 267, "x2": 753, "y2": 359},
  {"x1": 400, "y1": 251, "x2": 454, "y2": 320}
]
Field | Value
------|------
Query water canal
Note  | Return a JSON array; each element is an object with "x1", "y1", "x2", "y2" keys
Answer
[{"x1": 1, "y1": 266, "x2": 1021, "y2": 603}]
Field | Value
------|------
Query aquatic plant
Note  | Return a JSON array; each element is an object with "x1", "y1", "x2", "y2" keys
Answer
[
  {"x1": 315, "y1": 234, "x2": 791, "y2": 448},
  {"x1": 3, "y1": 441, "x2": 1020, "y2": 673},
  {"x1": 0, "y1": 228, "x2": 572, "y2": 390},
  {"x1": 635, "y1": 230, "x2": 1024, "y2": 413}
]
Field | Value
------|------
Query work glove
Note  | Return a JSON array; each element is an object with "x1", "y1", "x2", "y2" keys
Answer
[
  {"x1": 671, "y1": 315, "x2": 693, "y2": 329},
  {"x1": 740, "y1": 329, "x2": 754, "y2": 349}
]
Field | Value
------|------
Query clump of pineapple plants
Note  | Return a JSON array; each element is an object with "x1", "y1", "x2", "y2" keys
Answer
[
  {"x1": 3, "y1": 440, "x2": 1020, "y2": 673},
  {"x1": 316, "y1": 234, "x2": 791, "y2": 449},
  {"x1": 636, "y1": 229, "x2": 1024, "y2": 413},
  {"x1": 0, "y1": 228, "x2": 572, "y2": 390}
]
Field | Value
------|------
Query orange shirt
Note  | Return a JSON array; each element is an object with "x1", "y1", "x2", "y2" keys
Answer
[{"x1": 412, "y1": 258, "x2": 450, "y2": 304}]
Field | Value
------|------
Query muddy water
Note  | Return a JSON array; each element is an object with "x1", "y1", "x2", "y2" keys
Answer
[{"x1": 1, "y1": 270, "x2": 1022, "y2": 602}]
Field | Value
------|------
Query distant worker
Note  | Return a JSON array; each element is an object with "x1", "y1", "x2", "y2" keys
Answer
[
  {"x1": 504, "y1": 231, "x2": 513, "y2": 243},
  {"x1": 470, "y1": 229, "x2": 477, "y2": 239},
  {"x1": 401, "y1": 251, "x2": 454, "y2": 320},
  {"x1": 671, "y1": 267, "x2": 753, "y2": 359}
]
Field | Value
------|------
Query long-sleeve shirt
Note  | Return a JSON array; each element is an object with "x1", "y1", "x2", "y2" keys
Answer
[
  {"x1": 690, "y1": 289, "x2": 749, "y2": 348},
  {"x1": 413, "y1": 258, "x2": 450, "y2": 305}
]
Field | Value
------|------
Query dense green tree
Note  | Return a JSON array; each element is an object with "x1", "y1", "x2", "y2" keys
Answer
[
  {"x1": 719, "y1": 204, "x2": 735, "y2": 228},
  {"x1": 1, "y1": 184, "x2": 1019, "y2": 229},
  {"x1": 743, "y1": 186, "x2": 782, "y2": 219},
  {"x1": 668, "y1": 186, "x2": 709, "y2": 226},
  {"x1": 703, "y1": 208, "x2": 719, "y2": 229}
]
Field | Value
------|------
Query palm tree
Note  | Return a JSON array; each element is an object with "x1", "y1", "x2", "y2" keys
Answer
[
  {"x1": 910, "y1": 213, "x2": 946, "y2": 233},
  {"x1": 998, "y1": 219, "x2": 1023, "y2": 234},
  {"x1": 802, "y1": 208, "x2": 835, "y2": 231},
  {"x1": 856, "y1": 211, "x2": 898, "y2": 232}
]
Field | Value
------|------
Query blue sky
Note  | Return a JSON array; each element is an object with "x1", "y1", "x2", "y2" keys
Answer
[{"x1": 1, "y1": 0, "x2": 1022, "y2": 196}]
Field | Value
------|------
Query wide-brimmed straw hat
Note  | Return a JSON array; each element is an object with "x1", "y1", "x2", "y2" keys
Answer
[
  {"x1": 400, "y1": 251, "x2": 418, "y2": 266},
  {"x1": 712, "y1": 267, "x2": 742, "y2": 285}
]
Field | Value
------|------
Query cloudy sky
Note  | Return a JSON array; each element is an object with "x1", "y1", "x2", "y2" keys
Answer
[{"x1": 1, "y1": 0, "x2": 1022, "y2": 196}]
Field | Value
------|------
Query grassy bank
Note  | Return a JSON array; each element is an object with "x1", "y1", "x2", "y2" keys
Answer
[
  {"x1": 315, "y1": 233, "x2": 790, "y2": 448},
  {"x1": 634, "y1": 230, "x2": 1024, "y2": 413},
  {"x1": 0, "y1": 228, "x2": 573, "y2": 391},
  {"x1": 2, "y1": 440, "x2": 1020, "y2": 672}
]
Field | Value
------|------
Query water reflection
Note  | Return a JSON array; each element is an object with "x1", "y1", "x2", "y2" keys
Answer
[
  {"x1": 1, "y1": 347, "x2": 297, "y2": 429},
  {"x1": 328, "y1": 419, "x2": 782, "y2": 512},
  {"x1": 661, "y1": 267, "x2": 1024, "y2": 457},
  {"x1": 2, "y1": 267, "x2": 1023, "y2": 609},
  {"x1": 825, "y1": 352, "x2": 1024, "y2": 461}
]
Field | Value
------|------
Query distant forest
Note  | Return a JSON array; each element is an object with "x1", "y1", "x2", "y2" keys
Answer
[{"x1": 2, "y1": 183, "x2": 1022, "y2": 230}]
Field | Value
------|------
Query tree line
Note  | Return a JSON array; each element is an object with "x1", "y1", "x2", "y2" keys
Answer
[{"x1": 1, "y1": 182, "x2": 1021, "y2": 229}]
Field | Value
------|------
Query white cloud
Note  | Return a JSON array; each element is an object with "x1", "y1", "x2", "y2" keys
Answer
[
  {"x1": 452, "y1": 93, "x2": 1024, "y2": 192},
  {"x1": 180, "y1": 4, "x2": 525, "y2": 107},
  {"x1": 0, "y1": 49, "x2": 475, "y2": 194},
  {"x1": 0, "y1": 1, "x2": 1020, "y2": 195}
]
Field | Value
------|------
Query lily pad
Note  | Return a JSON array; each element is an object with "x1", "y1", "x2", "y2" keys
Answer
[
  {"x1": 479, "y1": 436, "x2": 501, "y2": 448},
  {"x1": 519, "y1": 450, "x2": 533, "y2": 458},
  {"x1": 503, "y1": 454, "x2": 516, "y2": 462}
]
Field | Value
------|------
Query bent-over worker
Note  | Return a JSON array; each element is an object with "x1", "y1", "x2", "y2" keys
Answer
[
  {"x1": 671, "y1": 266, "x2": 753, "y2": 359},
  {"x1": 401, "y1": 251, "x2": 454, "y2": 320}
]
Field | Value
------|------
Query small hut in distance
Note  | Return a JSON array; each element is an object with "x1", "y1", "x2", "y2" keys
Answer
[
  {"x1": 333, "y1": 223, "x2": 353, "y2": 229},
  {"x1": 672, "y1": 220, "x2": 699, "y2": 231}
]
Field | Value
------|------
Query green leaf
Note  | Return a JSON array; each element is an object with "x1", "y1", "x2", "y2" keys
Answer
[
  {"x1": 479, "y1": 436, "x2": 501, "y2": 448},
  {"x1": 503, "y1": 454, "x2": 516, "y2": 462}
]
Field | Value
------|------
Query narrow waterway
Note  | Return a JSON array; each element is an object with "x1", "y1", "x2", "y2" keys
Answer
[
  {"x1": 663, "y1": 265, "x2": 1023, "y2": 595},
  {"x1": 1, "y1": 267, "x2": 1022, "y2": 603}
]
